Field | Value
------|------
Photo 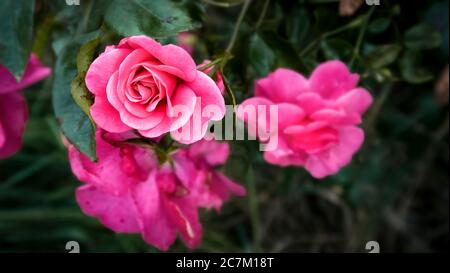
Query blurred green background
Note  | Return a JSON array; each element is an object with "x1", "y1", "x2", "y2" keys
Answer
[{"x1": 0, "y1": 0, "x2": 448, "y2": 252}]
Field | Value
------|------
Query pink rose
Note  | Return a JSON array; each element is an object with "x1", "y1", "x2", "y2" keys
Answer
[
  {"x1": 0, "y1": 54, "x2": 51, "y2": 159},
  {"x1": 68, "y1": 130, "x2": 244, "y2": 250},
  {"x1": 86, "y1": 35, "x2": 226, "y2": 144},
  {"x1": 238, "y1": 61, "x2": 373, "y2": 178}
]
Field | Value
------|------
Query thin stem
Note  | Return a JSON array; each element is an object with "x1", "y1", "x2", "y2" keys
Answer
[
  {"x1": 225, "y1": 0, "x2": 252, "y2": 54},
  {"x1": 300, "y1": 15, "x2": 365, "y2": 57},
  {"x1": 364, "y1": 82, "x2": 393, "y2": 137},
  {"x1": 349, "y1": 7, "x2": 375, "y2": 68},
  {"x1": 197, "y1": 57, "x2": 223, "y2": 71},
  {"x1": 76, "y1": 0, "x2": 94, "y2": 36},
  {"x1": 247, "y1": 161, "x2": 261, "y2": 251},
  {"x1": 222, "y1": 75, "x2": 237, "y2": 108},
  {"x1": 255, "y1": 0, "x2": 270, "y2": 30}
]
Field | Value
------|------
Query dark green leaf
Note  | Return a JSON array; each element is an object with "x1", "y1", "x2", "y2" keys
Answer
[
  {"x1": 366, "y1": 44, "x2": 402, "y2": 69},
  {"x1": 76, "y1": 38, "x2": 101, "y2": 74},
  {"x1": 70, "y1": 75, "x2": 94, "y2": 121},
  {"x1": 71, "y1": 38, "x2": 101, "y2": 119},
  {"x1": 368, "y1": 18, "x2": 391, "y2": 34},
  {"x1": 404, "y1": 23, "x2": 442, "y2": 50},
  {"x1": 320, "y1": 39, "x2": 353, "y2": 61},
  {"x1": 0, "y1": 0, "x2": 35, "y2": 80},
  {"x1": 286, "y1": 8, "x2": 310, "y2": 48},
  {"x1": 258, "y1": 31, "x2": 308, "y2": 73},
  {"x1": 399, "y1": 50, "x2": 434, "y2": 84},
  {"x1": 105, "y1": 0, "x2": 197, "y2": 38},
  {"x1": 52, "y1": 32, "x2": 100, "y2": 161},
  {"x1": 249, "y1": 34, "x2": 275, "y2": 77}
]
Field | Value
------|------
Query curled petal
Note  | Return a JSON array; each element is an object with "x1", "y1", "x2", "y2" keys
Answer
[
  {"x1": 0, "y1": 53, "x2": 51, "y2": 94},
  {"x1": 309, "y1": 60, "x2": 359, "y2": 99},
  {"x1": 255, "y1": 68, "x2": 308, "y2": 103},
  {"x1": 121, "y1": 36, "x2": 197, "y2": 82}
]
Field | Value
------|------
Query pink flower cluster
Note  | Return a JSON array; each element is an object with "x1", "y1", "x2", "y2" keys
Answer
[
  {"x1": 0, "y1": 54, "x2": 51, "y2": 159},
  {"x1": 69, "y1": 131, "x2": 245, "y2": 250},
  {"x1": 66, "y1": 34, "x2": 372, "y2": 250},
  {"x1": 238, "y1": 61, "x2": 373, "y2": 178}
]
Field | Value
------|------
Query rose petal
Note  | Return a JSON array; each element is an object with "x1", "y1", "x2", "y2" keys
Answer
[
  {"x1": 0, "y1": 92, "x2": 27, "y2": 159},
  {"x1": 132, "y1": 172, "x2": 177, "y2": 251},
  {"x1": 107, "y1": 72, "x2": 165, "y2": 130},
  {"x1": 188, "y1": 139, "x2": 230, "y2": 166},
  {"x1": 309, "y1": 60, "x2": 359, "y2": 99},
  {"x1": 185, "y1": 71, "x2": 225, "y2": 119},
  {"x1": 296, "y1": 92, "x2": 329, "y2": 115},
  {"x1": 263, "y1": 137, "x2": 307, "y2": 166},
  {"x1": 86, "y1": 48, "x2": 132, "y2": 96},
  {"x1": 337, "y1": 87, "x2": 373, "y2": 115},
  {"x1": 255, "y1": 68, "x2": 308, "y2": 103},
  {"x1": 91, "y1": 96, "x2": 132, "y2": 133},
  {"x1": 139, "y1": 84, "x2": 197, "y2": 138},
  {"x1": 305, "y1": 126, "x2": 364, "y2": 178},
  {"x1": 0, "y1": 53, "x2": 51, "y2": 94},
  {"x1": 121, "y1": 36, "x2": 197, "y2": 82},
  {"x1": 165, "y1": 196, "x2": 202, "y2": 249},
  {"x1": 76, "y1": 185, "x2": 141, "y2": 233},
  {"x1": 310, "y1": 108, "x2": 361, "y2": 125}
]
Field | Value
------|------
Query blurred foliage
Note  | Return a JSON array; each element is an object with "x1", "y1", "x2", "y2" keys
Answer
[{"x1": 0, "y1": 0, "x2": 448, "y2": 252}]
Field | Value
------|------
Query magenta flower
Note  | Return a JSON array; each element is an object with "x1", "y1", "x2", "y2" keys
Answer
[
  {"x1": 238, "y1": 61, "x2": 373, "y2": 178},
  {"x1": 0, "y1": 54, "x2": 51, "y2": 159},
  {"x1": 173, "y1": 139, "x2": 246, "y2": 210},
  {"x1": 68, "y1": 131, "x2": 245, "y2": 250},
  {"x1": 85, "y1": 35, "x2": 226, "y2": 144}
]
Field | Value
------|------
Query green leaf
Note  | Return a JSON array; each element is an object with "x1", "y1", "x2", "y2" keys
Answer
[
  {"x1": 70, "y1": 75, "x2": 94, "y2": 120},
  {"x1": 404, "y1": 23, "x2": 442, "y2": 50},
  {"x1": 105, "y1": 0, "x2": 197, "y2": 38},
  {"x1": 399, "y1": 50, "x2": 434, "y2": 84},
  {"x1": 320, "y1": 39, "x2": 353, "y2": 61},
  {"x1": 258, "y1": 31, "x2": 308, "y2": 73},
  {"x1": 366, "y1": 44, "x2": 402, "y2": 69},
  {"x1": 249, "y1": 34, "x2": 275, "y2": 77},
  {"x1": 52, "y1": 32, "x2": 100, "y2": 162},
  {"x1": 76, "y1": 38, "x2": 101, "y2": 75},
  {"x1": 368, "y1": 18, "x2": 391, "y2": 34},
  {"x1": 0, "y1": 0, "x2": 35, "y2": 80},
  {"x1": 71, "y1": 38, "x2": 100, "y2": 119},
  {"x1": 286, "y1": 8, "x2": 310, "y2": 47}
]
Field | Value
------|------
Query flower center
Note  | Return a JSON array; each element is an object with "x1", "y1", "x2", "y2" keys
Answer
[
  {"x1": 286, "y1": 120, "x2": 339, "y2": 154},
  {"x1": 124, "y1": 63, "x2": 176, "y2": 113}
]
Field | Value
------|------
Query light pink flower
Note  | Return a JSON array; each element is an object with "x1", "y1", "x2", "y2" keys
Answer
[
  {"x1": 0, "y1": 54, "x2": 51, "y2": 159},
  {"x1": 86, "y1": 35, "x2": 225, "y2": 144},
  {"x1": 237, "y1": 61, "x2": 373, "y2": 179},
  {"x1": 68, "y1": 131, "x2": 244, "y2": 250}
]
